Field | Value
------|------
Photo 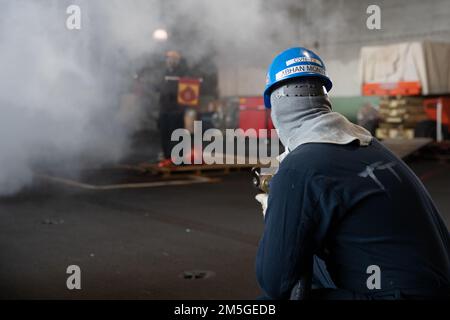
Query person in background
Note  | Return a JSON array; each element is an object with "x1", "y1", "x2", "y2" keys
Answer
[{"x1": 157, "y1": 50, "x2": 189, "y2": 167}]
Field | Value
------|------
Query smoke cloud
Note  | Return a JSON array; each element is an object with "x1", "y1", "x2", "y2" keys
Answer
[{"x1": 0, "y1": 0, "x2": 298, "y2": 195}]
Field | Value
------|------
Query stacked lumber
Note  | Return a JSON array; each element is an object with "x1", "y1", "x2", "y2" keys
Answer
[{"x1": 376, "y1": 96, "x2": 428, "y2": 139}]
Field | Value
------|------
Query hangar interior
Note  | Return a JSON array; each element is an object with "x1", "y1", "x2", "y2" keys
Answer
[{"x1": 0, "y1": 0, "x2": 449, "y2": 299}]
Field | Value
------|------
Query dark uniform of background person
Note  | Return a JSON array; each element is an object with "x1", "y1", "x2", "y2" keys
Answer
[
  {"x1": 256, "y1": 47, "x2": 450, "y2": 300},
  {"x1": 156, "y1": 51, "x2": 189, "y2": 165}
]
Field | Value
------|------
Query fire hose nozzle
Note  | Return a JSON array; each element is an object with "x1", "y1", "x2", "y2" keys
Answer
[{"x1": 251, "y1": 167, "x2": 273, "y2": 194}]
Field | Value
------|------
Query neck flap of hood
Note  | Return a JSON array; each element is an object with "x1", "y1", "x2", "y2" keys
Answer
[{"x1": 270, "y1": 82, "x2": 372, "y2": 152}]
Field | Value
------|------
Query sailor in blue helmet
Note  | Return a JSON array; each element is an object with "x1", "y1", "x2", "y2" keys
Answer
[{"x1": 255, "y1": 47, "x2": 450, "y2": 300}]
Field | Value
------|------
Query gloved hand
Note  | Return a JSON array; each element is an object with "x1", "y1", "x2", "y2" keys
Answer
[{"x1": 255, "y1": 193, "x2": 268, "y2": 218}]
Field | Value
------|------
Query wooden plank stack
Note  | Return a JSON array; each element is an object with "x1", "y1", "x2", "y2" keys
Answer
[{"x1": 376, "y1": 96, "x2": 428, "y2": 139}]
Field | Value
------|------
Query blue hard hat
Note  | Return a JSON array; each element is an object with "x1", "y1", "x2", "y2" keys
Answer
[{"x1": 263, "y1": 47, "x2": 333, "y2": 108}]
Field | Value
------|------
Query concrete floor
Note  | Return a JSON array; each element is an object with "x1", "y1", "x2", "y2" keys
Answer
[{"x1": 0, "y1": 158, "x2": 448, "y2": 299}]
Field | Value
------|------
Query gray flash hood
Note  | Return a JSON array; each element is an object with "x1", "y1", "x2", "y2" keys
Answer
[{"x1": 270, "y1": 81, "x2": 373, "y2": 152}]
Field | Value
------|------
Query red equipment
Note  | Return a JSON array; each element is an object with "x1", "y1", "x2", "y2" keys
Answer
[
  {"x1": 424, "y1": 97, "x2": 450, "y2": 126},
  {"x1": 238, "y1": 97, "x2": 274, "y2": 138}
]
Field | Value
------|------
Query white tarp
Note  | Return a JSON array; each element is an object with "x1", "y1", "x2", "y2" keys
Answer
[{"x1": 359, "y1": 41, "x2": 450, "y2": 95}]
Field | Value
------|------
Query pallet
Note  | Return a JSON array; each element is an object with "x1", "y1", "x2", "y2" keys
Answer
[
  {"x1": 139, "y1": 162, "x2": 256, "y2": 177},
  {"x1": 377, "y1": 96, "x2": 429, "y2": 139},
  {"x1": 134, "y1": 152, "x2": 274, "y2": 177}
]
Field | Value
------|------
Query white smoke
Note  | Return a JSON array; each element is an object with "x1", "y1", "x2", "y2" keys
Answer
[
  {"x1": 0, "y1": 0, "x2": 299, "y2": 195},
  {"x1": 0, "y1": 0, "x2": 159, "y2": 195}
]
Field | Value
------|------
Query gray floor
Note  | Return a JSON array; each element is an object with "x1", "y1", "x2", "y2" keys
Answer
[{"x1": 0, "y1": 159, "x2": 448, "y2": 299}]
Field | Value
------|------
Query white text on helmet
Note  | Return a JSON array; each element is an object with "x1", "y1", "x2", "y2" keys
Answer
[
  {"x1": 275, "y1": 65, "x2": 326, "y2": 81},
  {"x1": 286, "y1": 56, "x2": 323, "y2": 67}
]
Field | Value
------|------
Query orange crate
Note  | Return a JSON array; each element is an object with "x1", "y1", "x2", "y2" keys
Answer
[{"x1": 362, "y1": 81, "x2": 421, "y2": 96}]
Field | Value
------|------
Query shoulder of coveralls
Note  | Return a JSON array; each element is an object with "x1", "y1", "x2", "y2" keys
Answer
[
  {"x1": 274, "y1": 144, "x2": 336, "y2": 200},
  {"x1": 276, "y1": 143, "x2": 348, "y2": 200},
  {"x1": 278, "y1": 143, "x2": 338, "y2": 173}
]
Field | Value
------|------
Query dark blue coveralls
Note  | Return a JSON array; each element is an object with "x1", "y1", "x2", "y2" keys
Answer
[{"x1": 256, "y1": 139, "x2": 450, "y2": 299}]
